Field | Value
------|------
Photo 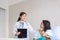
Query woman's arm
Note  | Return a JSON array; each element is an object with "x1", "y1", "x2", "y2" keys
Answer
[
  {"x1": 15, "y1": 32, "x2": 21, "y2": 36},
  {"x1": 13, "y1": 23, "x2": 17, "y2": 35},
  {"x1": 13, "y1": 22, "x2": 21, "y2": 36},
  {"x1": 27, "y1": 22, "x2": 35, "y2": 34}
]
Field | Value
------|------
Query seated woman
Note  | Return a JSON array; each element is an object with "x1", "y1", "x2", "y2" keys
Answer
[{"x1": 34, "y1": 20, "x2": 52, "y2": 40}]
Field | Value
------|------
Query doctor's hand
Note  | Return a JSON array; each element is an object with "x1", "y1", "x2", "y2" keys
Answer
[{"x1": 16, "y1": 32, "x2": 21, "y2": 36}]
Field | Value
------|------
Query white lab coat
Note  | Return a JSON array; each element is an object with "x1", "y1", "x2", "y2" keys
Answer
[{"x1": 13, "y1": 21, "x2": 35, "y2": 40}]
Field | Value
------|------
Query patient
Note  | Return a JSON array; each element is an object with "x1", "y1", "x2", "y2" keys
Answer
[
  {"x1": 39, "y1": 20, "x2": 52, "y2": 40},
  {"x1": 34, "y1": 20, "x2": 52, "y2": 40}
]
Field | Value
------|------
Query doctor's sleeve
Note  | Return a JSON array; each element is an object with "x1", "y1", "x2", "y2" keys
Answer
[
  {"x1": 13, "y1": 23, "x2": 18, "y2": 35},
  {"x1": 27, "y1": 23, "x2": 35, "y2": 34}
]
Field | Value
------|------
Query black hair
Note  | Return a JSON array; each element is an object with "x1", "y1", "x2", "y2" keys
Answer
[
  {"x1": 17, "y1": 12, "x2": 27, "y2": 22},
  {"x1": 42, "y1": 20, "x2": 51, "y2": 32}
]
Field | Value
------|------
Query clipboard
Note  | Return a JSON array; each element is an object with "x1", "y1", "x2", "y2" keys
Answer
[{"x1": 17, "y1": 28, "x2": 27, "y2": 38}]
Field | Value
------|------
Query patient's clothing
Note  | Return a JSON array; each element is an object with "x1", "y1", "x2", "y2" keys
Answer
[
  {"x1": 34, "y1": 31, "x2": 46, "y2": 40},
  {"x1": 37, "y1": 36, "x2": 46, "y2": 40},
  {"x1": 34, "y1": 30, "x2": 53, "y2": 40},
  {"x1": 46, "y1": 30, "x2": 53, "y2": 38}
]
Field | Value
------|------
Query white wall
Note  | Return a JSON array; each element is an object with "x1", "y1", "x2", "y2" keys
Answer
[
  {"x1": 0, "y1": 8, "x2": 6, "y2": 38},
  {"x1": 0, "y1": 0, "x2": 8, "y2": 9},
  {"x1": 9, "y1": 0, "x2": 60, "y2": 39},
  {"x1": 8, "y1": 0, "x2": 25, "y2": 6},
  {"x1": 0, "y1": 0, "x2": 8, "y2": 38},
  {"x1": 0, "y1": 0, "x2": 25, "y2": 38}
]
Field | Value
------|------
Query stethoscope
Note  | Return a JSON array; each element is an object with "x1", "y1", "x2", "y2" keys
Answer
[{"x1": 19, "y1": 21, "x2": 28, "y2": 28}]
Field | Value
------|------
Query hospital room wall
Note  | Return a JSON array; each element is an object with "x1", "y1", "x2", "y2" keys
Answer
[
  {"x1": 9, "y1": 0, "x2": 60, "y2": 39},
  {"x1": 0, "y1": 0, "x2": 8, "y2": 38}
]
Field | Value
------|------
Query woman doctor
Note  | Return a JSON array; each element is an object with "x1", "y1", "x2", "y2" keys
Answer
[{"x1": 13, "y1": 12, "x2": 35, "y2": 40}]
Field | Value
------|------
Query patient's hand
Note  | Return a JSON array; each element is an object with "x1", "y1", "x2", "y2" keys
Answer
[
  {"x1": 46, "y1": 37, "x2": 51, "y2": 40},
  {"x1": 39, "y1": 30, "x2": 48, "y2": 37},
  {"x1": 42, "y1": 32, "x2": 48, "y2": 37}
]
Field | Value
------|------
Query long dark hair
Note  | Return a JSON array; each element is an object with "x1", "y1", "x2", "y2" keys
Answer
[
  {"x1": 17, "y1": 12, "x2": 27, "y2": 22},
  {"x1": 42, "y1": 20, "x2": 51, "y2": 32}
]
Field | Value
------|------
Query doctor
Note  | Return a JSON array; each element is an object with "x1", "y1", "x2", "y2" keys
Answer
[{"x1": 13, "y1": 12, "x2": 35, "y2": 40}]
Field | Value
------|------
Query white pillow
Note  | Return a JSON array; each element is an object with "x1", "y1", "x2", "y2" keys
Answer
[{"x1": 52, "y1": 26, "x2": 60, "y2": 40}]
